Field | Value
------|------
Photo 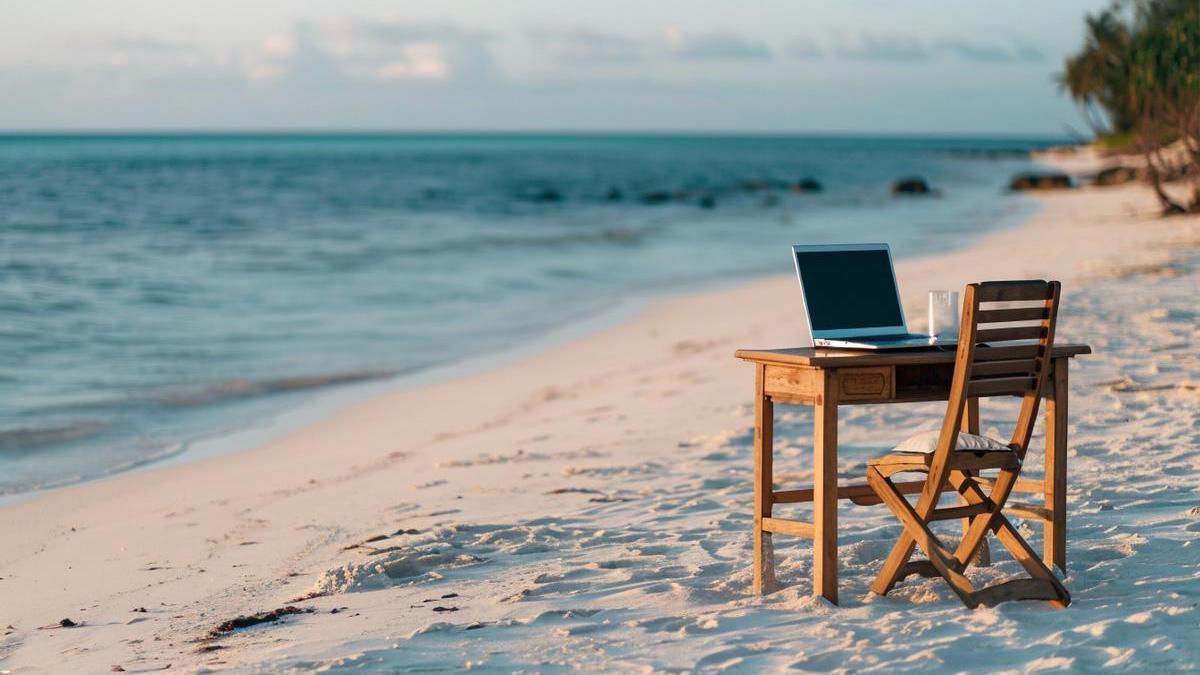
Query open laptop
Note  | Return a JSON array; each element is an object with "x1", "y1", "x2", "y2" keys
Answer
[{"x1": 792, "y1": 243, "x2": 947, "y2": 350}]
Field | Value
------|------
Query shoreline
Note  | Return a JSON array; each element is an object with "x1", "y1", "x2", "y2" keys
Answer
[
  {"x1": 0, "y1": 176, "x2": 1041, "y2": 505},
  {"x1": 3, "y1": 150, "x2": 1198, "y2": 671}
]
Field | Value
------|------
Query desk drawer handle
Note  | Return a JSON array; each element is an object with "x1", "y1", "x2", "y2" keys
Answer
[{"x1": 842, "y1": 373, "x2": 886, "y2": 395}]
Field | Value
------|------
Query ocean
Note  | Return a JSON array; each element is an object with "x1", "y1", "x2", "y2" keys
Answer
[{"x1": 0, "y1": 133, "x2": 1063, "y2": 496}]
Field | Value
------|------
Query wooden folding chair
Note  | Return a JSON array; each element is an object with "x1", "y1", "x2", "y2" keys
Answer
[{"x1": 866, "y1": 280, "x2": 1070, "y2": 608}]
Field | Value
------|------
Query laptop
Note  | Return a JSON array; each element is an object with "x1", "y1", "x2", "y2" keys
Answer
[{"x1": 792, "y1": 243, "x2": 949, "y2": 350}]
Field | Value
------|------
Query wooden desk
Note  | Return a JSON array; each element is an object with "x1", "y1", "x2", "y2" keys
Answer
[{"x1": 734, "y1": 344, "x2": 1091, "y2": 604}]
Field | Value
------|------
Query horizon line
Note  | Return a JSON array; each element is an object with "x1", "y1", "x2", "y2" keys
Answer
[{"x1": 0, "y1": 128, "x2": 1079, "y2": 140}]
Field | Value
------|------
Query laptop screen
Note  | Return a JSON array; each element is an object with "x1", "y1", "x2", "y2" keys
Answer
[{"x1": 794, "y1": 248, "x2": 905, "y2": 332}]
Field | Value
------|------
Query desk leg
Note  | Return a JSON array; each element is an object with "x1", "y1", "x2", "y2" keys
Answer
[
  {"x1": 814, "y1": 369, "x2": 839, "y2": 604},
  {"x1": 960, "y1": 398, "x2": 991, "y2": 567},
  {"x1": 753, "y1": 365, "x2": 776, "y2": 594},
  {"x1": 1045, "y1": 358, "x2": 1068, "y2": 573}
]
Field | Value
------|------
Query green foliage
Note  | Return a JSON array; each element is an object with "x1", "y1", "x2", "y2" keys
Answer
[
  {"x1": 1095, "y1": 131, "x2": 1138, "y2": 151},
  {"x1": 1059, "y1": 0, "x2": 1200, "y2": 214}
]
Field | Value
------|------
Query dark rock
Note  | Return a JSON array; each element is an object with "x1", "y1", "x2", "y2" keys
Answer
[
  {"x1": 698, "y1": 194, "x2": 717, "y2": 209},
  {"x1": 60, "y1": 618, "x2": 78, "y2": 628},
  {"x1": 792, "y1": 177, "x2": 823, "y2": 193},
  {"x1": 604, "y1": 187, "x2": 623, "y2": 201},
  {"x1": 740, "y1": 179, "x2": 786, "y2": 192},
  {"x1": 947, "y1": 147, "x2": 1031, "y2": 159},
  {"x1": 639, "y1": 191, "x2": 672, "y2": 205},
  {"x1": 1009, "y1": 172, "x2": 1073, "y2": 191},
  {"x1": 1094, "y1": 165, "x2": 1139, "y2": 186},
  {"x1": 891, "y1": 177, "x2": 932, "y2": 195},
  {"x1": 526, "y1": 188, "x2": 563, "y2": 203}
]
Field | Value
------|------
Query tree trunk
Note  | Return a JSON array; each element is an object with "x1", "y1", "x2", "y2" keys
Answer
[{"x1": 1142, "y1": 144, "x2": 1186, "y2": 215}]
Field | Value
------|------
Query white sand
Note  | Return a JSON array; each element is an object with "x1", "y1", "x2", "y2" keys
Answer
[{"x1": 2, "y1": 152, "x2": 1198, "y2": 673}]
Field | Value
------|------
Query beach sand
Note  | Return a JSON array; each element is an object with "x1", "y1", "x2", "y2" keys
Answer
[{"x1": 2, "y1": 151, "x2": 1198, "y2": 673}]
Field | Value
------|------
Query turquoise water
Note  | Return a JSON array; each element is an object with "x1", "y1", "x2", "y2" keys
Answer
[{"x1": 0, "y1": 133, "x2": 1061, "y2": 495}]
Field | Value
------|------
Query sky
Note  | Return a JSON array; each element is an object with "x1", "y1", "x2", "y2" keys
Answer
[{"x1": 1, "y1": 0, "x2": 1113, "y2": 135}]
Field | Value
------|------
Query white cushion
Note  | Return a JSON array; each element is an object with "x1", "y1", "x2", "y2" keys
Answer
[{"x1": 893, "y1": 430, "x2": 1009, "y2": 454}]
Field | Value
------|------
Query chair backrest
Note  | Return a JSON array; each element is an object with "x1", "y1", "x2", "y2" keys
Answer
[{"x1": 927, "y1": 280, "x2": 1062, "y2": 481}]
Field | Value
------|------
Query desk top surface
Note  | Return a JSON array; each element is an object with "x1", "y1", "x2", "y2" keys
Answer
[{"x1": 735, "y1": 343, "x2": 1091, "y2": 368}]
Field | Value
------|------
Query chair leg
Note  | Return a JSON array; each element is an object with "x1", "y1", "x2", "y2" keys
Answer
[
  {"x1": 949, "y1": 471, "x2": 997, "y2": 568},
  {"x1": 991, "y1": 515, "x2": 1071, "y2": 607},
  {"x1": 868, "y1": 468, "x2": 978, "y2": 607},
  {"x1": 957, "y1": 470, "x2": 991, "y2": 567},
  {"x1": 871, "y1": 532, "x2": 916, "y2": 595},
  {"x1": 951, "y1": 472, "x2": 1071, "y2": 608},
  {"x1": 950, "y1": 468, "x2": 1030, "y2": 570},
  {"x1": 870, "y1": 464, "x2": 922, "y2": 594}
]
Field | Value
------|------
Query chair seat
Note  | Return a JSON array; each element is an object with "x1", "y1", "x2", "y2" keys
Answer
[
  {"x1": 892, "y1": 430, "x2": 1011, "y2": 454},
  {"x1": 869, "y1": 448, "x2": 1020, "y2": 472},
  {"x1": 869, "y1": 431, "x2": 1020, "y2": 472}
]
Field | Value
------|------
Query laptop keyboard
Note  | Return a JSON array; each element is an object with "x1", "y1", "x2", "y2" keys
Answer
[{"x1": 868, "y1": 334, "x2": 926, "y2": 342}]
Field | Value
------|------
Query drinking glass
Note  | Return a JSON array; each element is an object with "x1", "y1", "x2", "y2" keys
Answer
[{"x1": 928, "y1": 290, "x2": 960, "y2": 340}]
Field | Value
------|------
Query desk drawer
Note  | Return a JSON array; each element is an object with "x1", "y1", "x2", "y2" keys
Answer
[{"x1": 837, "y1": 366, "x2": 894, "y2": 401}]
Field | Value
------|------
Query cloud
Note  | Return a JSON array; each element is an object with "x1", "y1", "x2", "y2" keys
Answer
[
  {"x1": 664, "y1": 28, "x2": 772, "y2": 60},
  {"x1": 936, "y1": 39, "x2": 1011, "y2": 63},
  {"x1": 935, "y1": 38, "x2": 1046, "y2": 63},
  {"x1": 528, "y1": 29, "x2": 647, "y2": 64},
  {"x1": 829, "y1": 32, "x2": 1046, "y2": 64},
  {"x1": 833, "y1": 31, "x2": 930, "y2": 61},
  {"x1": 528, "y1": 27, "x2": 772, "y2": 65},
  {"x1": 238, "y1": 19, "x2": 496, "y2": 85}
]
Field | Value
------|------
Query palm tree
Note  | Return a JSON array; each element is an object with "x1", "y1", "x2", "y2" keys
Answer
[
  {"x1": 1059, "y1": 0, "x2": 1200, "y2": 214},
  {"x1": 1057, "y1": 10, "x2": 1133, "y2": 134}
]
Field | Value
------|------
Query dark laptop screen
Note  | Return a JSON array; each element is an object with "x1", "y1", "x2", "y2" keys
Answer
[{"x1": 795, "y1": 248, "x2": 905, "y2": 331}]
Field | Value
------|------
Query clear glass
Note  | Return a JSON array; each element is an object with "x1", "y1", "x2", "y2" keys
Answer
[{"x1": 928, "y1": 290, "x2": 960, "y2": 339}]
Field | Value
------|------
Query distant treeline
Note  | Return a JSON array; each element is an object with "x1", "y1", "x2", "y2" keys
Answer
[{"x1": 1059, "y1": 0, "x2": 1200, "y2": 214}]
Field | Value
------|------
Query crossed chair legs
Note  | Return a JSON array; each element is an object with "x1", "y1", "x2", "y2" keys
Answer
[{"x1": 866, "y1": 465, "x2": 1071, "y2": 609}]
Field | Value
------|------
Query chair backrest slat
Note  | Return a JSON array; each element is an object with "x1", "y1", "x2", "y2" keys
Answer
[
  {"x1": 967, "y1": 376, "x2": 1038, "y2": 397},
  {"x1": 976, "y1": 307, "x2": 1050, "y2": 323},
  {"x1": 970, "y1": 359, "x2": 1039, "y2": 378},
  {"x1": 976, "y1": 325, "x2": 1046, "y2": 343},
  {"x1": 973, "y1": 282, "x2": 1055, "y2": 302},
  {"x1": 972, "y1": 344, "x2": 1043, "y2": 362}
]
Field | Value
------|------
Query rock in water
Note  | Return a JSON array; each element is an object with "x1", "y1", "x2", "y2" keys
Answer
[
  {"x1": 792, "y1": 177, "x2": 823, "y2": 193},
  {"x1": 526, "y1": 188, "x2": 563, "y2": 203},
  {"x1": 1009, "y1": 172, "x2": 1073, "y2": 191},
  {"x1": 1094, "y1": 165, "x2": 1139, "y2": 186},
  {"x1": 892, "y1": 177, "x2": 932, "y2": 195}
]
